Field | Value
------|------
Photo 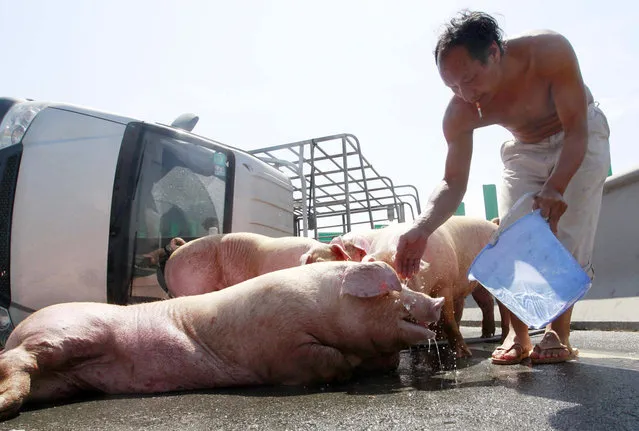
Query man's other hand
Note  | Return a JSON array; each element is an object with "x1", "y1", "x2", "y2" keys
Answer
[{"x1": 533, "y1": 185, "x2": 568, "y2": 234}]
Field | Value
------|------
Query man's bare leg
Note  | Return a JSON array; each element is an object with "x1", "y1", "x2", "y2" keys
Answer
[
  {"x1": 491, "y1": 310, "x2": 532, "y2": 364},
  {"x1": 530, "y1": 306, "x2": 578, "y2": 362},
  {"x1": 496, "y1": 299, "x2": 510, "y2": 342}
]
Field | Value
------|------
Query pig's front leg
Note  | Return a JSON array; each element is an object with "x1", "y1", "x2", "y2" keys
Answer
[
  {"x1": 0, "y1": 339, "x2": 87, "y2": 420},
  {"x1": 471, "y1": 284, "x2": 497, "y2": 339},
  {"x1": 0, "y1": 347, "x2": 38, "y2": 420},
  {"x1": 437, "y1": 284, "x2": 472, "y2": 359},
  {"x1": 453, "y1": 296, "x2": 465, "y2": 326},
  {"x1": 280, "y1": 342, "x2": 357, "y2": 386}
]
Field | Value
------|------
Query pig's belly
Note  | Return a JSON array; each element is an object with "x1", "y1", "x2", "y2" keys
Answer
[{"x1": 60, "y1": 310, "x2": 255, "y2": 394}]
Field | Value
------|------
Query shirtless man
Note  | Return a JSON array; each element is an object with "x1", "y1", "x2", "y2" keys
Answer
[{"x1": 394, "y1": 10, "x2": 610, "y2": 365}]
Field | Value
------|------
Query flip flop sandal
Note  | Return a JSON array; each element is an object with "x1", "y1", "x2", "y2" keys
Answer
[
  {"x1": 491, "y1": 343, "x2": 530, "y2": 365},
  {"x1": 531, "y1": 347, "x2": 579, "y2": 364}
]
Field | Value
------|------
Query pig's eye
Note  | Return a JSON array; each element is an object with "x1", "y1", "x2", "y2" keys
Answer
[{"x1": 403, "y1": 315, "x2": 419, "y2": 324}]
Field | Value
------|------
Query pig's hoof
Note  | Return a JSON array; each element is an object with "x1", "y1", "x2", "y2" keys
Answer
[
  {"x1": 0, "y1": 371, "x2": 30, "y2": 421},
  {"x1": 480, "y1": 321, "x2": 496, "y2": 339},
  {"x1": 0, "y1": 398, "x2": 21, "y2": 421},
  {"x1": 0, "y1": 390, "x2": 25, "y2": 421},
  {"x1": 455, "y1": 345, "x2": 473, "y2": 359}
]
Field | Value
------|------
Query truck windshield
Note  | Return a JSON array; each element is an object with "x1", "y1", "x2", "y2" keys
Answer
[
  {"x1": 111, "y1": 125, "x2": 234, "y2": 304},
  {"x1": 136, "y1": 132, "x2": 229, "y2": 241}
]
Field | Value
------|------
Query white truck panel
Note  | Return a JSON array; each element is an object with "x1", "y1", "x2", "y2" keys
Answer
[
  {"x1": 10, "y1": 108, "x2": 125, "y2": 323},
  {"x1": 231, "y1": 151, "x2": 294, "y2": 237}
]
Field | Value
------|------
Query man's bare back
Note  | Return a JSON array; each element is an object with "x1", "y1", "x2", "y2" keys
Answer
[{"x1": 442, "y1": 30, "x2": 593, "y2": 144}]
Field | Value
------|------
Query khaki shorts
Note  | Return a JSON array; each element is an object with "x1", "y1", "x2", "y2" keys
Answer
[{"x1": 498, "y1": 103, "x2": 611, "y2": 279}]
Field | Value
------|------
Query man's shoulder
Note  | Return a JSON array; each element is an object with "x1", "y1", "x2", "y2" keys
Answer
[
  {"x1": 507, "y1": 31, "x2": 576, "y2": 73},
  {"x1": 506, "y1": 29, "x2": 568, "y2": 46}
]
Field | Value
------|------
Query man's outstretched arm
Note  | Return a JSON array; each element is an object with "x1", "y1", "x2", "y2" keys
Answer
[{"x1": 394, "y1": 100, "x2": 474, "y2": 278}]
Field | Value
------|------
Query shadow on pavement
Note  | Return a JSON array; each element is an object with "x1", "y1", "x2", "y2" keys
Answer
[{"x1": 15, "y1": 340, "x2": 639, "y2": 431}]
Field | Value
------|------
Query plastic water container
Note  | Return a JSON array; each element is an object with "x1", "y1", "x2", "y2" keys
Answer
[{"x1": 468, "y1": 193, "x2": 592, "y2": 329}]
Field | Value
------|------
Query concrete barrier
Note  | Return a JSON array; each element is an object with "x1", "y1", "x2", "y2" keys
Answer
[{"x1": 571, "y1": 165, "x2": 639, "y2": 329}]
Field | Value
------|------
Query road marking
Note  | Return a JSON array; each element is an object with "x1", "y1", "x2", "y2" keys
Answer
[
  {"x1": 469, "y1": 343, "x2": 639, "y2": 361},
  {"x1": 577, "y1": 350, "x2": 639, "y2": 360}
]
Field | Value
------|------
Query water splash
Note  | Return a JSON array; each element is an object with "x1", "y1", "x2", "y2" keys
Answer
[
  {"x1": 400, "y1": 278, "x2": 416, "y2": 310},
  {"x1": 432, "y1": 338, "x2": 443, "y2": 370}
]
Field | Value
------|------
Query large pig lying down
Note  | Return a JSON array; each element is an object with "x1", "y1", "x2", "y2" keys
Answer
[
  {"x1": 164, "y1": 232, "x2": 351, "y2": 297},
  {"x1": 331, "y1": 216, "x2": 498, "y2": 358},
  {"x1": 0, "y1": 261, "x2": 443, "y2": 420}
]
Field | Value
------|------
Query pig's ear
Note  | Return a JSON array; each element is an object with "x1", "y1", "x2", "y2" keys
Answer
[
  {"x1": 299, "y1": 252, "x2": 311, "y2": 265},
  {"x1": 329, "y1": 236, "x2": 345, "y2": 247},
  {"x1": 330, "y1": 244, "x2": 351, "y2": 261},
  {"x1": 341, "y1": 262, "x2": 402, "y2": 298},
  {"x1": 352, "y1": 237, "x2": 370, "y2": 255}
]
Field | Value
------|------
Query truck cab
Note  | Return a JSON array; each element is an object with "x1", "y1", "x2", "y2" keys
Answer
[{"x1": 0, "y1": 97, "x2": 294, "y2": 345}]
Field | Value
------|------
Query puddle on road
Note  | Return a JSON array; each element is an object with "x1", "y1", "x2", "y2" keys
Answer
[
  {"x1": 396, "y1": 345, "x2": 491, "y2": 390},
  {"x1": 347, "y1": 343, "x2": 538, "y2": 393}
]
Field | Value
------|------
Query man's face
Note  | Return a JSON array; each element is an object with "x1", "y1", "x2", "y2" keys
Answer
[{"x1": 438, "y1": 44, "x2": 501, "y2": 105}]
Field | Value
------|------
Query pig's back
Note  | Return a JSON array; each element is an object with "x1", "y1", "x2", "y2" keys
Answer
[
  {"x1": 166, "y1": 232, "x2": 267, "y2": 294},
  {"x1": 441, "y1": 216, "x2": 497, "y2": 277},
  {"x1": 367, "y1": 222, "x2": 413, "y2": 252},
  {"x1": 164, "y1": 234, "x2": 226, "y2": 295}
]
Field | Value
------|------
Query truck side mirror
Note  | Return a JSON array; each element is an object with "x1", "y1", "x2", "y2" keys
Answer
[{"x1": 171, "y1": 113, "x2": 199, "y2": 132}]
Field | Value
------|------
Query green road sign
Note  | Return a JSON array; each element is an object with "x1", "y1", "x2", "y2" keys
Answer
[
  {"x1": 483, "y1": 184, "x2": 499, "y2": 221},
  {"x1": 317, "y1": 232, "x2": 343, "y2": 243}
]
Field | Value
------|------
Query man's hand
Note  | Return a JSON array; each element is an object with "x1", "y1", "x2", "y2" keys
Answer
[
  {"x1": 394, "y1": 226, "x2": 429, "y2": 280},
  {"x1": 533, "y1": 185, "x2": 568, "y2": 234}
]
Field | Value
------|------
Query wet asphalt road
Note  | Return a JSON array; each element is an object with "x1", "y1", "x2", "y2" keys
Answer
[{"x1": 4, "y1": 328, "x2": 639, "y2": 431}]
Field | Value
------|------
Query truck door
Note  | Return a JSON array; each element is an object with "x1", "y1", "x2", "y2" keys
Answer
[{"x1": 108, "y1": 123, "x2": 234, "y2": 304}]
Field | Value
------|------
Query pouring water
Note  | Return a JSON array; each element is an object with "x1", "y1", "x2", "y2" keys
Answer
[{"x1": 401, "y1": 276, "x2": 444, "y2": 371}]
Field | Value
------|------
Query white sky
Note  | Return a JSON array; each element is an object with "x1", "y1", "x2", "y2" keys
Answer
[{"x1": 2, "y1": 0, "x2": 637, "y2": 219}]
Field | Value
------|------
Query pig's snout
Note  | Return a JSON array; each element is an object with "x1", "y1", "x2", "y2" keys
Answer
[{"x1": 401, "y1": 293, "x2": 444, "y2": 326}]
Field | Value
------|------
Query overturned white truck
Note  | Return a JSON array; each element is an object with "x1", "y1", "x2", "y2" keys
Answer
[
  {"x1": 0, "y1": 97, "x2": 422, "y2": 347},
  {"x1": 0, "y1": 97, "x2": 296, "y2": 345}
]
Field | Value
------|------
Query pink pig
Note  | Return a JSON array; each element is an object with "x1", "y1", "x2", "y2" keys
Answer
[
  {"x1": 0, "y1": 260, "x2": 443, "y2": 420},
  {"x1": 164, "y1": 232, "x2": 351, "y2": 297},
  {"x1": 331, "y1": 216, "x2": 498, "y2": 358}
]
